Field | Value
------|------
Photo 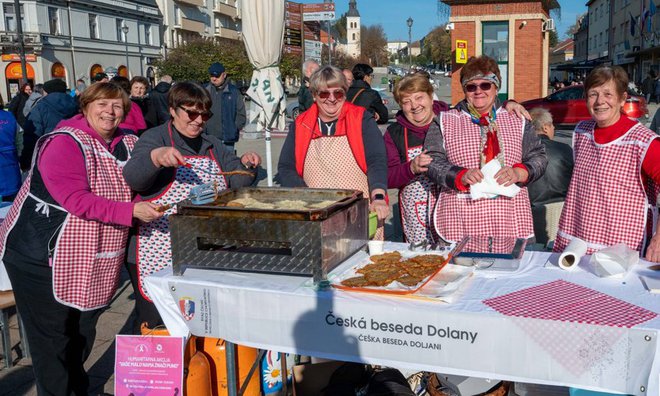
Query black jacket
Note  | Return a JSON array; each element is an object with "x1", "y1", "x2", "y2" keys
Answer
[
  {"x1": 526, "y1": 135, "x2": 574, "y2": 207},
  {"x1": 346, "y1": 80, "x2": 389, "y2": 124},
  {"x1": 144, "y1": 82, "x2": 171, "y2": 128}
]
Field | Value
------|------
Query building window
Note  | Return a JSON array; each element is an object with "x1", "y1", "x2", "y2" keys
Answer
[
  {"x1": 89, "y1": 14, "x2": 98, "y2": 39},
  {"x1": 117, "y1": 19, "x2": 125, "y2": 42},
  {"x1": 174, "y1": 5, "x2": 181, "y2": 25},
  {"x1": 48, "y1": 7, "x2": 59, "y2": 35},
  {"x1": 51, "y1": 62, "x2": 66, "y2": 79},
  {"x1": 144, "y1": 23, "x2": 152, "y2": 45},
  {"x1": 352, "y1": 33, "x2": 356, "y2": 40},
  {"x1": 3, "y1": 3, "x2": 24, "y2": 32}
]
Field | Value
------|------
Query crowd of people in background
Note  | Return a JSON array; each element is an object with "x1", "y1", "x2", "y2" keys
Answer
[{"x1": 0, "y1": 56, "x2": 659, "y2": 395}]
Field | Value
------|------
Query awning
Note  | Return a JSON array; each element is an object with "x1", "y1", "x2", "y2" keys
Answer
[
  {"x1": 552, "y1": 60, "x2": 605, "y2": 71},
  {"x1": 626, "y1": 45, "x2": 660, "y2": 58}
]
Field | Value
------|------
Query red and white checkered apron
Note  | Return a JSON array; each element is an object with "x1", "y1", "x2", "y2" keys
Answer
[
  {"x1": 0, "y1": 128, "x2": 137, "y2": 310},
  {"x1": 433, "y1": 109, "x2": 534, "y2": 243},
  {"x1": 303, "y1": 134, "x2": 384, "y2": 240},
  {"x1": 554, "y1": 121, "x2": 659, "y2": 254},
  {"x1": 398, "y1": 128, "x2": 438, "y2": 244},
  {"x1": 136, "y1": 124, "x2": 227, "y2": 301}
]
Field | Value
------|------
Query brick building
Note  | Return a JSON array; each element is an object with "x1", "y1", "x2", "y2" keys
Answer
[{"x1": 442, "y1": 0, "x2": 559, "y2": 104}]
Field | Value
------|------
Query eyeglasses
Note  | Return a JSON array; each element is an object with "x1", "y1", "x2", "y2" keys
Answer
[
  {"x1": 464, "y1": 82, "x2": 493, "y2": 93},
  {"x1": 317, "y1": 89, "x2": 345, "y2": 100},
  {"x1": 178, "y1": 106, "x2": 213, "y2": 121}
]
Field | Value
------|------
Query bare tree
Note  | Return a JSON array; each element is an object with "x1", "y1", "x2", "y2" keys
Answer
[
  {"x1": 360, "y1": 24, "x2": 389, "y2": 66},
  {"x1": 422, "y1": 26, "x2": 451, "y2": 68}
]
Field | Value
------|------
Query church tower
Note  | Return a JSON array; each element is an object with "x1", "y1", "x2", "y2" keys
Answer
[{"x1": 346, "y1": 0, "x2": 361, "y2": 58}]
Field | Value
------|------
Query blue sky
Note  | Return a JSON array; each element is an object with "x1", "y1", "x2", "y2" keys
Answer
[{"x1": 297, "y1": 0, "x2": 587, "y2": 41}]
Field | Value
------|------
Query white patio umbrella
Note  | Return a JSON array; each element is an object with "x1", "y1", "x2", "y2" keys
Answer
[{"x1": 241, "y1": 0, "x2": 287, "y2": 187}]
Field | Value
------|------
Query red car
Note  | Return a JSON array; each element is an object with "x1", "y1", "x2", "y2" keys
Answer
[{"x1": 521, "y1": 85, "x2": 648, "y2": 126}]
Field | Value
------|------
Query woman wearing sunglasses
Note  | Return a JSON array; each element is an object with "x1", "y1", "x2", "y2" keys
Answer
[
  {"x1": 386, "y1": 72, "x2": 530, "y2": 244},
  {"x1": 123, "y1": 81, "x2": 261, "y2": 332},
  {"x1": 278, "y1": 65, "x2": 389, "y2": 239},
  {"x1": 424, "y1": 55, "x2": 547, "y2": 244}
]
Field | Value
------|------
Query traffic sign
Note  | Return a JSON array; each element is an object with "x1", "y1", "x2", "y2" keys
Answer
[
  {"x1": 456, "y1": 40, "x2": 468, "y2": 64},
  {"x1": 302, "y1": 2, "x2": 335, "y2": 21}
]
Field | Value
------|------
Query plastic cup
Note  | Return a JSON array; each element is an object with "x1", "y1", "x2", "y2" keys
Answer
[{"x1": 368, "y1": 240, "x2": 384, "y2": 255}]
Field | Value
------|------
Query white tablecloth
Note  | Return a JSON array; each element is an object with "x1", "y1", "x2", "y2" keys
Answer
[{"x1": 145, "y1": 244, "x2": 660, "y2": 395}]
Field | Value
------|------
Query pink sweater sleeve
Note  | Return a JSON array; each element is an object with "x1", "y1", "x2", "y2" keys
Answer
[{"x1": 38, "y1": 135, "x2": 134, "y2": 226}]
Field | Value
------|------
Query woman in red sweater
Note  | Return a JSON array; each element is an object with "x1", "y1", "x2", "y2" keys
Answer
[{"x1": 554, "y1": 65, "x2": 660, "y2": 262}]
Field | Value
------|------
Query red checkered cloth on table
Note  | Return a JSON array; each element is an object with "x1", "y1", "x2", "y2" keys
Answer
[
  {"x1": 554, "y1": 120, "x2": 660, "y2": 255},
  {"x1": 433, "y1": 108, "x2": 534, "y2": 243},
  {"x1": 483, "y1": 279, "x2": 657, "y2": 328}
]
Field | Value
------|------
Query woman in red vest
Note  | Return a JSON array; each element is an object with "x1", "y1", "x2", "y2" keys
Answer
[
  {"x1": 278, "y1": 65, "x2": 389, "y2": 239},
  {"x1": 424, "y1": 56, "x2": 547, "y2": 245},
  {"x1": 553, "y1": 65, "x2": 660, "y2": 262}
]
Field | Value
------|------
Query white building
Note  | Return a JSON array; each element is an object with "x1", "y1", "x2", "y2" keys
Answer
[
  {"x1": 0, "y1": 0, "x2": 162, "y2": 100},
  {"x1": 157, "y1": 0, "x2": 241, "y2": 51},
  {"x1": 345, "y1": 0, "x2": 360, "y2": 58},
  {"x1": 387, "y1": 40, "x2": 407, "y2": 56},
  {"x1": 586, "y1": 0, "x2": 609, "y2": 61}
]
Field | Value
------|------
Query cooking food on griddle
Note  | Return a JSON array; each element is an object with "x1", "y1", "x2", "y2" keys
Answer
[{"x1": 225, "y1": 197, "x2": 337, "y2": 210}]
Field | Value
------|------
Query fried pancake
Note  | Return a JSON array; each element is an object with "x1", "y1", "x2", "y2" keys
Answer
[
  {"x1": 397, "y1": 275, "x2": 425, "y2": 287},
  {"x1": 341, "y1": 276, "x2": 371, "y2": 287},
  {"x1": 356, "y1": 262, "x2": 401, "y2": 275},
  {"x1": 370, "y1": 251, "x2": 402, "y2": 264},
  {"x1": 404, "y1": 265, "x2": 438, "y2": 278},
  {"x1": 409, "y1": 254, "x2": 445, "y2": 266},
  {"x1": 364, "y1": 267, "x2": 404, "y2": 286}
]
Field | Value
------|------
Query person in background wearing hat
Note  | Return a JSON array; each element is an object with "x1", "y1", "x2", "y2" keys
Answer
[
  {"x1": 92, "y1": 72, "x2": 109, "y2": 83},
  {"x1": 204, "y1": 62, "x2": 246, "y2": 149},
  {"x1": 21, "y1": 79, "x2": 79, "y2": 170}
]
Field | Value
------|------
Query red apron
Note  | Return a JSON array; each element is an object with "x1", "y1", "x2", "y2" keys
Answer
[
  {"x1": 136, "y1": 123, "x2": 228, "y2": 301},
  {"x1": 398, "y1": 128, "x2": 438, "y2": 244},
  {"x1": 554, "y1": 120, "x2": 659, "y2": 254},
  {"x1": 433, "y1": 109, "x2": 534, "y2": 244}
]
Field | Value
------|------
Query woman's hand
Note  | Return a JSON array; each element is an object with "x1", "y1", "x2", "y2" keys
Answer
[
  {"x1": 504, "y1": 101, "x2": 531, "y2": 121},
  {"x1": 240, "y1": 152, "x2": 262, "y2": 168},
  {"x1": 495, "y1": 166, "x2": 527, "y2": 186},
  {"x1": 461, "y1": 169, "x2": 484, "y2": 185},
  {"x1": 150, "y1": 147, "x2": 187, "y2": 168},
  {"x1": 132, "y1": 202, "x2": 163, "y2": 223},
  {"x1": 410, "y1": 151, "x2": 432, "y2": 174},
  {"x1": 646, "y1": 233, "x2": 660, "y2": 263},
  {"x1": 370, "y1": 199, "x2": 390, "y2": 221}
]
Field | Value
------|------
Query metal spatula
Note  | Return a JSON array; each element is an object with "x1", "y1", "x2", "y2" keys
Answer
[{"x1": 156, "y1": 182, "x2": 218, "y2": 212}]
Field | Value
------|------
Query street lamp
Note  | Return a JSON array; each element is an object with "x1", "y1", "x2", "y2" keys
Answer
[
  {"x1": 121, "y1": 24, "x2": 129, "y2": 77},
  {"x1": 407, "y1": 17, "x2": 413, "y2": 68}
]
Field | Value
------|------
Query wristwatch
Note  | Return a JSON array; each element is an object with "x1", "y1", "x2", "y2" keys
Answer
[{"x1": 373, "y1": 193, "x2": 389, "y2": 204}]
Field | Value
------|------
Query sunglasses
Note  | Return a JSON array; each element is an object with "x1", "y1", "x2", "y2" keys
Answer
[
  {"x1": 318, "y1": 89, "x2": 345, "y2": 100},
  {"x1": 178, "y1": 106, "x2": 213, "y2": 121},
  {"x1": 464, "y1": 82, "x2": 493, "y2": 93}
]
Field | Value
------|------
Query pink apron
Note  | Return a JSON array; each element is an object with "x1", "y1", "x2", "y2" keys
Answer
[
  {"x1": 136, "y1": 123, "x2": 227, "y2": 301},
  {"x1": 303, "y1": 134, "x2": 384, "y2": 240},
  {"x1": 398, "y1": 128, "x2": 438, "y2": 244}
]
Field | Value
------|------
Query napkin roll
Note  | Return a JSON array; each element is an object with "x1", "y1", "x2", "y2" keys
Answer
[{"x1": 558, "y1": 237, "x2": 588, "y2": 271}]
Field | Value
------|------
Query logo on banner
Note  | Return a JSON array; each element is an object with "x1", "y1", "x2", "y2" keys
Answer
[{"x1": 179, "y1": 297, "x2": 195, "y2": 321}]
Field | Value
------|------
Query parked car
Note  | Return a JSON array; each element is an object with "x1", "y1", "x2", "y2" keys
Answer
[
  {"x1": 285, "y1": 101, "x2": 301, "y2": 120},
  {"x1": 521, "y1": 85, "x2": 648, "y2": 126},
  {"x1": 373, "y1": 87, "x2": 401, "y2": 118}
]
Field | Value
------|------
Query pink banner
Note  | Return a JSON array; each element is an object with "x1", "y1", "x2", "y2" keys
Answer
[{"x1": 115, "y1": 335, "x2": 185, "y2": 396}]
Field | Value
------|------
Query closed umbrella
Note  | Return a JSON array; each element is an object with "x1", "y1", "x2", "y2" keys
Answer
[{"x1": 241, "y1": 0, "x2": 286, "y2": 187}]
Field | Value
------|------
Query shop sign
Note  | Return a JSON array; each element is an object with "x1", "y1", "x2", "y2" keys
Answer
[{"x1": 1, "y1": 54, "x2": 37, "y2": 62}]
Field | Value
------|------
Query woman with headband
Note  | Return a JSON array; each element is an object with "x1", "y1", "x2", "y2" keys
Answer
[{"x1": 424, "y1": 55, "x2": 547, "y2": 244}]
